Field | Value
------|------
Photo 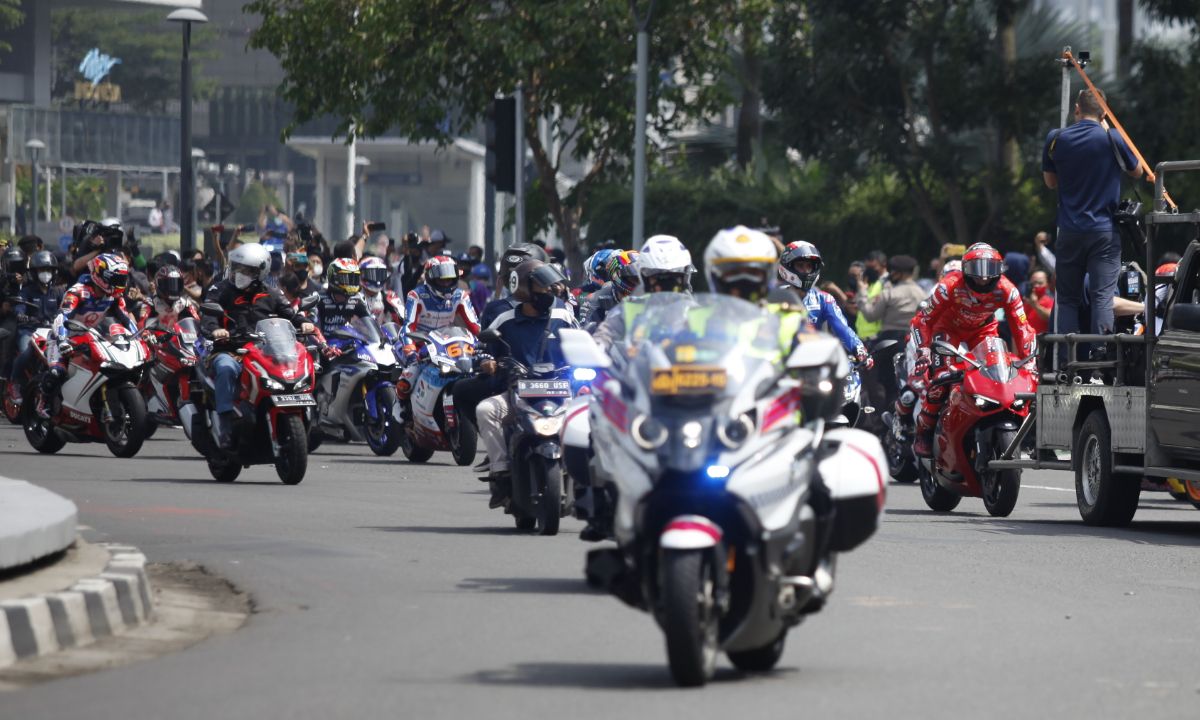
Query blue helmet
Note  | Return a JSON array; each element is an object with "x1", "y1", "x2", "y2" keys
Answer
[{"x1": 585, "y1": 248, "x2": 617, "y2": 285}]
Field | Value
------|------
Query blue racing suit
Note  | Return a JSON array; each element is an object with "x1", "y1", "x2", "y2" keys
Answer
[{"x1": 802, "y1": 287, "x2": 866, "y2": 358}]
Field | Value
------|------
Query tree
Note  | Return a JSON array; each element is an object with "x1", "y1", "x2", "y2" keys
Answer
[
  {"x1": 245, "y1": 0, "x2": 734, "y2": 269},
  {"x1": 51, "y1": 8, "x2": 215, "y2": 113},
  {"x1": 0, "y1": 0, "x2": 22, "y2": 56},
  {"x1": 763, "y1": 0, "x2": 1066, "y2": 250}
]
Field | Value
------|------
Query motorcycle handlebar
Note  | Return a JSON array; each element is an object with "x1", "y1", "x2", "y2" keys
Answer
[{"x1": 929, "y1": 370, "x2": 964, "y2": 389}]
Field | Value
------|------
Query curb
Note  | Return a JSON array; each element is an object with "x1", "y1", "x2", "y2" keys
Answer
[
  {"x1": 0, "y1": 477, "x2": 77, "y2": 571},
  {"x1": 0, "y1": 544, "x2": 154, "y2": 669}
]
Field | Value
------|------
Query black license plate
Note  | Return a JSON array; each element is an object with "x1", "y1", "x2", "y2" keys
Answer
[{"x1": 517, "y1": 380, "x2": 571, "y2": 398}]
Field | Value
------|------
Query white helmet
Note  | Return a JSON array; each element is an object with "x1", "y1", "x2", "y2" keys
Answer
[
  {"x1": 703, "y1": 225, "x2": 778, "y2": 300},
  {"x1": 638, "y1": 234, "x2": 694, "y2": 292},
  {"x1": 228, "y1": 243, "x2": 271, "y2": 290},
  {"x1": 941, "y1": 259, "x2": 962, "y2": 278}
]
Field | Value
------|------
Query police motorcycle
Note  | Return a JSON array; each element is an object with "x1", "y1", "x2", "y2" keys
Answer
[
  {"x1": 479, "y1": 327, "x2": 573, "y2": 534},
  {"x1": 559, "y1": 293, "x2": 885, "y2": 687},
  {"x1": 400, "y1": 327, "x2": 479, "y2": 465},
  {"x1": 21, "y1": 319, "x2": 153, "y2": 457},
  {"x1": 185, "y1": 304, "x2": 317, "y2": 484},
  {"x1": 311, "y1": 315, "x2": 404, "y2": 456}
]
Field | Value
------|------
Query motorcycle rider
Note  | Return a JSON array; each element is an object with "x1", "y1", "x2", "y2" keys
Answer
[
  {"x1": 476, "y1": 260, "x2": 576, "y2": 508},
  {"x1": 593, "y1": 235, "x2": 694, "y2": 349},
  {"x1": 575, "y1": 248, "x2": 616, "y2": 305},
  {"x1": 776, "y1": 240, "x2": 873, "y2": 369},
  {"x1": 6, "y1": 250, "x2": 63, "y2": 404},
  {"x1": 314, "y1": 258, "x2": 374, "y2": 357},
  {"x1": 40, "y1": 253, "x2": 139, "y2": 416},
  {"x1": 202, "y1": 243, "x2": 316, "y2": 449},
  {"x1": 0, "y1": 247, "x2": 25, "y2": 391},
  {"x1": 580, "y1": 250, "x2": 639, "y2": 330},
  {"x1": 358, "y1": 256, "x2": 405, "y2": 326},
  {"x1": 480, "y1": 242, "x2": 549, "y2": 327},
  {"x1": 398, "y1": 255, "x2": 480, "y2": 402},
  {"x1": 143, "y1": 266, "x2": 198, "y2": 330},
  {"x1": 907, "y1": 243, "x2": 1036, "y2": 458}
]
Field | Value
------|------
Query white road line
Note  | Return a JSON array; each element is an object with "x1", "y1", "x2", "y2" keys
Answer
[{"x1": 1021, "y1": 484, "x2": 1073, "y2": 493}]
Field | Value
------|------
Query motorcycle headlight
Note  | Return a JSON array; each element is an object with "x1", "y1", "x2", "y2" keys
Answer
[
  {"x1": 973, "y1": 394, "x2": 1001, "y2": 411},
  {"x1": 716, "y1": 414, "x2": 754, "y2": 449},
  {"x1": 264, "y1": 377, "x2": 285, "y2": 391},
  {"x1": 533, "y1": 415, "x2": 564, "y2": 436},
  {"x1": 630, "y1": 414, "x2": 668, "y2": 450}
]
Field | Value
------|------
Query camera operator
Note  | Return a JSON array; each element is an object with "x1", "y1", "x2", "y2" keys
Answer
[
  {"x1": 391, "y1": 231, "x2": 425, "y2": 297},
  {"x1": 69, "y1": 220, "x2": 125, "y2": 279}
]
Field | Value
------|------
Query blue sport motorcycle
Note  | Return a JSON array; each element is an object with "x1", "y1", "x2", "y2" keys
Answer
[{"x1": 312, "y1": 316, "x2": 405, "y2": 456}]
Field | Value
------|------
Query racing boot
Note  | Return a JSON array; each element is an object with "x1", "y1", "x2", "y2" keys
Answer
[{"x1": 913, "y1": 411, "x2": 937, "y2": 458}]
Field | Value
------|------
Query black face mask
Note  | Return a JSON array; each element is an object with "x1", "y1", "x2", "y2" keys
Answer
[
  {"x1": 530, "y1": 292, "x2": 555, "y2": 313},
  {"x1": 863, "y1": 266, "x2": 882, "y2": 284}
]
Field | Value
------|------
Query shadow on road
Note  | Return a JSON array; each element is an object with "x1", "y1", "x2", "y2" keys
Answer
[
  {"x1": 360, "y1": 525, "x2": 520, "y2": 536},
  {"x1": 467, "y1": 662, "x2": 794, "y2": 690},
  {"x1": 457, "y1": 576, "x2": 603, "y2": 595},
  {"x1": 109, "y1": 477, "x2": 283, "y2": 486},
  {"x1": 887, "y1": 510, "x2": 1200, "y2": 546}
]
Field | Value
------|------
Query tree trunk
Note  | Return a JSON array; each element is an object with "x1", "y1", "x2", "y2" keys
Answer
[
  {"x1": 1117, "y1": 0, "x2": 1134, "y2": 80},
  {"x1": 736, "y1": 21, "x2": 762, "y2": 170}
]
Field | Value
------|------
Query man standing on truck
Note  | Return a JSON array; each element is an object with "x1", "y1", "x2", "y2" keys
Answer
[{"x1": 1042, "y1": 87, "x2": 1143, "y2": 355}]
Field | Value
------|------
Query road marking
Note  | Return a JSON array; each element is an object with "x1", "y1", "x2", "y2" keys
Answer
[{"x1": 1021, "y1": 484, "x2": 1073, "y2": 493}]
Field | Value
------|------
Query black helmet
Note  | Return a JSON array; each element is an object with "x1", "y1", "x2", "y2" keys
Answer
[
  {"x1": 500, "y1": 242, "x2": 549, "y2": 285},
  {"x1": 2, "y1": 246, "x2": 25, "y2": 274},
  {"x1": 155, "y1": 265, "x2": 185, "y2": 302},
  {"x1": 507, "y1": 259, "x2": 566, "y2": 302}
]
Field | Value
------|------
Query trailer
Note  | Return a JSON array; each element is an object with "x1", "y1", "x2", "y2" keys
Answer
[{"x1": 989, "y1": 160, "x2": 1200, "y2": 526}]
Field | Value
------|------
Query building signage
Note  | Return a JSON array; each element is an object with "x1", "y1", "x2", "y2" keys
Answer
[{"x1": 75, "y1": 48, "x2": 122, "y2": 104}]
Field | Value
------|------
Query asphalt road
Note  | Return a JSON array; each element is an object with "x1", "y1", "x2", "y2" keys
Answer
[{"x1": 2, "y1": 422, "x2": 1199, "y2": 720}]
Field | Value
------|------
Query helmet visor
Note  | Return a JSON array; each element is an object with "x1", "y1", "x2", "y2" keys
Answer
[
  {"x1": 157, "y1": 275, "x2": 183, "y2": 298},
  {"x1": 529, "y1": 264, "x2": 567, "y2": 291},
  {"x1": 963, "y1": 257, "x2": 1003, "y2": 281},
  {"x1": 361, "y1": 267, "x2": 389, "y2": 287}
]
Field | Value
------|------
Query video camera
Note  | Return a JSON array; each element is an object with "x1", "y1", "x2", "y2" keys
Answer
[{"x1": 73, "y1": 220, "x2": 127, "y2": 253}]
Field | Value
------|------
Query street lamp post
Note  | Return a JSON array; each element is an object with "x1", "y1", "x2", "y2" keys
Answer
[
  {"x1": 25, "y1": 139, "x2": 45, "y2": 237},
  {"x1": 191, "y1": 148, "x2": 206, "y2": 247},
  {"x1": 631, "y1": 0, "x2": 657, "y2": 248},
  {"x1": 168, "y1": 8, "x2": 208, "y2": 256}
]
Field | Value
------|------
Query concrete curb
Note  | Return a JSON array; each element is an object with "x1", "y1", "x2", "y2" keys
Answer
[
  {"x1": 0, "y1": 545, "x2": 154, "y2": 669},
  {"x1": 0, "y1": 478, "x2": 77, "y2": 571}
]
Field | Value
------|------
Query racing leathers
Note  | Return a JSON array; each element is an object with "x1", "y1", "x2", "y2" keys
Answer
[
  {"x1": 363, "y1": 289, "x2": 405, "y2": 327},
  {"x1": 906, "y1": 272, "x2": 1036, "y2": 450},
  {"x1": 399, "y1": 285, "x2": 480, "y2": 400},
  {"x1": 802, "y1": 287, "x2": 870, "y2": 365},
  {"x1": 46, "y1": 279, "x2": 138, "y2": 378},
  {"x1": 579, "y1": 282, "x2": 626, "y2": 331},
  {"x1": 144, "y1": 296, "x2": 198, "y2": 331}
]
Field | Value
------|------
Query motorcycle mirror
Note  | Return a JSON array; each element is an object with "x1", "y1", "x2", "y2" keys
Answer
[
  {"x1": 558, "y1": 328, "x2": 611, "y2": 370},
  {"x1": 409, "y1": 330, "x2": 431, "y2": 345},
  {"x1": 933, "y1": 340, "x2": 958, "y2": 357},
  {"x1": 785, "y1": 335, "x2": 843, "y2": 372},
  {"x1": 299, "y1": 295, "x2": 320, "y2": 312},
  {"x1": 199, "y1": 303, "x2": 225, "y2": 318},
  {"x1": 478, "y1": 328, "x2": 510, "y2": 352}
]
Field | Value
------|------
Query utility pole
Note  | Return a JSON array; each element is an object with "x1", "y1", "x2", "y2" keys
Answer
[
  {"x1": 631, "y1": 0, "x2": 656, "y2": 248},
  {"x1": 514, "y1": 83, "x2": 525, "y2": 245}
]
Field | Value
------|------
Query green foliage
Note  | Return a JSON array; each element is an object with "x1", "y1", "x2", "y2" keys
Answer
[
  {"x1": 16, "y1": 171, "x2": 106, "y2": 222},
  {"x1": 234, "y1": 182, "x2": 282, "y2": 225},
  {"x1": 245, "y1": 0, "x2": 736, "y2": 263},
  {"x1": 51, "y1": 8, "x2": 216, "y2": 112},
  {"x1": 0, "y1": 0, "x2": 23, "y2": 56}
]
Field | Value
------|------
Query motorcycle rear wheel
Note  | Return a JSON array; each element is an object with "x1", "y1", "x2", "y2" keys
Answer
[
  {"x1": 919, "y1": 461, "x2": 961, "y2": 512},
  {"x1": 661, "y1": 549, "x2": 719, "y2": 687},
  {"x1": 274, "y1": 414, "x2": 308, "y2": 485},
  {"x1": 885, "y1": 435, "x2": 918, "y2": 483},
  {"x1": 981, "y1": 430, "x2": 1020, "y2": 517},
  {"x1": 727, "y1": 631, "x2": 786, "y2": 673},
  {"x1": 365, "y1": 386, "x2": 403, "y2": 457},
  {"x1": 530, "y1": 456, "x2": 561, "y2": 536},
  {"x1": 22, "y1": 382, "x2": 64, "y2": 454},
  {"x1": 104, "y1": 386, "x2": 148, "y2": 458}
]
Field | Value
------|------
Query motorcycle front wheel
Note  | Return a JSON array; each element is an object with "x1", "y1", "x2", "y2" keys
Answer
[
  {"x1": 448, "y1": 413, "x2": 478, "y2": 467},
  {"x1": 981, "y1": 429, "x2": 1020, "y2": 517},
  {"x1": 365, "y1": 386, "x2": 402, "y2": 457},
  {"x1": 274, "y1": 413, "x2": 308, "y2": 485},
  {"x1": 530, "y1": 455, "x2": 561, "y2": 536},
  {"x1": 661, "y1": 549, "x2": 719, "y2": 687},
  {"x1": 104, "y1": 385, "x2": 148, "y2": 458},
  {"x1": 400, "y1": 425, "x2": 434, "y2": 463}
]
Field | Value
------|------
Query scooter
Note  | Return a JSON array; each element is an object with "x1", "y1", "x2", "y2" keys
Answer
[
  {"x1": 919, "y1": 336, "x2": 1037, "y2": 517},
  {"x1": 312, "y1": 315, "x2": 404, "y2": 456},
  {"x1": 185, "y1": 309, "x2": 317, "y2": 484},
  {"x1": 399, "y1": 327, "x2": 479, "y2": 465},
  {"x1": 21, "y1": 320, "x2": 153, "y2": 457},
  {"x1": 559, "y1": 293, "x2": 884, "y2": 687}
]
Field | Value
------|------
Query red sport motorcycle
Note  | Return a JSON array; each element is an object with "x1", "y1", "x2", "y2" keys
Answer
[
  {"x1": 184, "y1": 310, "x2": 317, "y2": 485},
  {"x1": 920, "y1": 336, "x2": 1037, "y2": 517},
  {"x1": 142, "y1": 317, "x2": 200, "y2": 434}
]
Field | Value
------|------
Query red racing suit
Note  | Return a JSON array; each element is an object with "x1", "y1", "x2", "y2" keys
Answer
[{"x1": 908, "y1": 273, "x2": 1036, "y2": 436}]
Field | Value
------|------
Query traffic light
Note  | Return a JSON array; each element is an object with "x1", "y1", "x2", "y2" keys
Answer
[{"x1": 486, "y1": 97, "x2": 516, "y2": 193}]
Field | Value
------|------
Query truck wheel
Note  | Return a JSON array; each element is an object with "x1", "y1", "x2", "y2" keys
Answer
[{"x1": 1075, "y1": 409, "x2": 1139, "y2": 526}]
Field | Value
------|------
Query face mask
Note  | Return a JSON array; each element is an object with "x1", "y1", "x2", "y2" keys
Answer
[
  {"x1": 530, "y1": 292, "x2": 554, "y2": 313},
  {"x1": 37, "y1": 271, "x2": 53, "y2": 285},
  {"x1": 310, "y1": 264, "x2": 323, "y2": 279},
  {"x1": 234, "y1": 272, "x2": 254, "y2": 290},
  {"x1": 863, "y1": 266, "x2": 881, "y2": 284},
  {"x1": 1032, "y1": 285, "x2": 1048, "y2": 299}
]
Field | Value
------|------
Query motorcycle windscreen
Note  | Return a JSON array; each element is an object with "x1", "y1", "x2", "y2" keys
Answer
[
  {"x1": 347, "y1": 315, "x2": 383, "y2": 344},
  {"x1": 971, "y1": 336, "x2": 1017, "y2": 383},
  {"x1": 255, "y1": 318, "x2": 300, "y2": 363},
  {"x1": 625, "y1": 293, "x2": 782, "y2": 473}
]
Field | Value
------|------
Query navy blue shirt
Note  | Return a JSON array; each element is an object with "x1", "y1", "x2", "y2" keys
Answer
[
  {"x1": 1042, "y1": 120, "x2": 1137, "y2": 233},
  {"x1": 483, "y1": 300, "x2": 576, "y2": 369}
]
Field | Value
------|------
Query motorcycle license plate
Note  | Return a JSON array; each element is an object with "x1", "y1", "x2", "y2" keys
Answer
[
  {"x1": 651, "y1": 366, "x2": 727, "y2": 395},
  {"x1": 517, "y1": 379, "x2": 571, "y2": 398},
  {"x1": 271, "y1": 393, "x2": 316, "y2": 408}
]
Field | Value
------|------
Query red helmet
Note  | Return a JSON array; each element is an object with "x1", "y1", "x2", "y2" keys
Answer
[
  {"x1": 88, "y1": 253, "x2": 130, "y2": 297},
  {"x1": 423, "y1": 255, "x2": 459, "y2": 299},
  {"x1": 961, "y1": 243, "x2": 1004, "y2": 296},
  {"x1": 1156, "y1": 262, "x2": 1178, "y2": 278}
]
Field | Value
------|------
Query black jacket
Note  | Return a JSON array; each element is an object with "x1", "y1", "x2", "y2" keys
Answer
[{"x1": 202, "y1": 280, "x2": 305, "y2": 338}]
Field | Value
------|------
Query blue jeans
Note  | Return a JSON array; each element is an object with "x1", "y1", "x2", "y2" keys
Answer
[
  {"x1": 210, "y1": 353, "x2": 242, "y2": 413},
  {"x1": 1055, "y1": 230, "x2": 1120, "y2": 356},
  {"x1": 9, "y1": 330, "x2": 34, "y2": 384}
]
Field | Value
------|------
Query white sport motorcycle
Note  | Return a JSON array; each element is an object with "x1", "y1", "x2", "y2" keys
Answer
[{"x1": 560, "y1": 294, "x2": 885, "y2": 687}]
